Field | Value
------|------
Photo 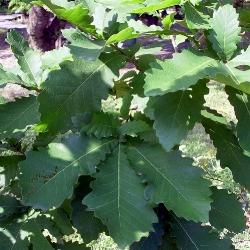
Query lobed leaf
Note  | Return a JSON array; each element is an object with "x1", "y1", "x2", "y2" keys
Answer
[
  {"x1": 127, "y1": 143, "x2": 211, "y2": 222},
  {"x1": 83, "y1": 144, "x2": 157, "y2": 248},
  {"x1": 19, "y1": 133, "x2": 115, "y2": 209}
]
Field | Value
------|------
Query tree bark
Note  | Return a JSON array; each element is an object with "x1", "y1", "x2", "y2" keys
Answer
[{"x1": 27, "y1": 6, "x2": 65, "y2": 51}]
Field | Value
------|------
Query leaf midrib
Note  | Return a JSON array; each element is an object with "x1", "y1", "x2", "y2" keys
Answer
[{"x1": 26, "y1": 139, "x2": 114, "y2": 198}]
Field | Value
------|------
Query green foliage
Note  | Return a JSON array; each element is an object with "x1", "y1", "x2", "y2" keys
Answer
[{"x1": 0, "y1": 1, "x2": 249, "y2": 249}]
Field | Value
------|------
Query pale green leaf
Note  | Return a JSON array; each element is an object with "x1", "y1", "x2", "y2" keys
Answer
[
  {"x1": 41, "y1": 46, "x2": 72, "y2": 71},
  {"x1": 127, "y1": 143, "x2": 211, "y2": 222},
  {"x1": 83, "y1": 144, "x2": 157, "y2": 248},
  {"x1": 0, "y1": 65, "x2": 24, "y2": 86},
  {"x1": 144, "y1": 50, "x2": 217, "y2": 96},
  {"x1": 19, "y1": 133, "x2": 115, "y2": 209},
  {"x1": 208, "y1": 4, "x2": 241, "y2": 61},
  {"x1": 228, "y1": 46, "x2": 250, "y2": 68},
  {"x1": 62, "y1": 28, "x2": 105, "y2": 61},
  {"x1": 6, "y1": 30, "x2": 42, "y2": 87},
  {"x1": 132, "y1": 0, "x2": 181, "y2": 14}
]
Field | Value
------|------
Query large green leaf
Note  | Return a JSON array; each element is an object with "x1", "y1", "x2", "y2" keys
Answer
[
  {"x1": 144, "y1": 50, "x2": 217, "y2": 96},
  {"x1": 152, "y1": 81, "x2": 208, "y2": 151},
  {"x1": 19, "y1": 133, "x2": 115, "y2": 209},
  {"x1": 127, "y1": 143, "x2": 211, "y2": 222},
  {"x1": 209, "y1": 188, "x2": 246, "y2": 232},
  {"x1": 208, "y1": 4, "x2": 241, "y2": 61},
  {"x1": 203, "y1": 117, "x2": 250, "y2": 190},
  {"x1": 226, "y1": 87, "x2": 250, "y2": 152},
  {"x1": 6, "y1": 30, "x2": 42, "y2": 87},
  {"x1": 0, "y1": 96, "x2": 40, "y2": 139},
  {"x1": 172, "y1": 216, "x2": 232, "y2": 250},
  {"x1": 38, "y1": 55, "x2": 124, "y2": 132},
  {"x1": 83, "y1": 144, "x2": 157, "y2": 248}
]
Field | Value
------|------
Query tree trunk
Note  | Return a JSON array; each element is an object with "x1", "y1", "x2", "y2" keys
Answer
[{"x1": 27, "y1": 6, "x2": 65, "y2": 51}]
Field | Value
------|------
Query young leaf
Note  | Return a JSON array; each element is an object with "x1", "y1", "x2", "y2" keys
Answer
[
  {"x1": 209, "y1": 187, "x2": 246, "y2": 232},
  {"x1": 172, "y1": 216, "x2": 232, "y2": 250},
  {"x1": 38, "y1": 56, "x2": 124, "y2": 132},
  {"x1": 144, "y1": 50, "x2": 217, "y2": 96},
  {"x1": 119, "y1": 120, "x2": 151, "y2": 137},
  {"x1": 6, "y1": 30, "x2": 42, "y2": 87},
  {"x1": 0, "y1": 96, "x2": 40, "y2": 139},
  {"x1": 19, "y1": 133, "x2": 115, "y2": 209},
  {"x1": 152, "y1": 81, "x2": 208, "y2": 151},
  {"x1": 226, "y1": 87, "x2": 250, "y2": 152},
  {"x1": 82, "y1": 112, "x2": 120, "y2": 138},
  {"x1": 83, "y1": 144, "x2": 157, "y2": 248},
  {"x1": 127, "y1": 143, "x2": 211, "y2": 222},
  {"x1": 203, "y1": 117, "x2": 250, "y2": 190},
  {"x1": 208, "y1": 4, "x2": 241, "y2": 61},
  {"x1": 106, "y1": 27, "x2": 138, "y2": 45}
]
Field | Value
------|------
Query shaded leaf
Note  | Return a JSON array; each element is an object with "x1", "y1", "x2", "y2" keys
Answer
[
  {"x1": 127, "y1": 143, "x2": 211, "y2": 222},
  {"x1": 226, "y1": 87, "x2": 250, "y2": 151},
  {"x1": 38, "y1": 55, "x2": 124, "y2": 132},
  {"x1": 19, "y1": 133, "x2": 115, "y2": 209},
  {"x1": 152, "y1": 81, "x2": 208, "y2": 151},
  {"x1": 0, "y1": 96, "x2": 40, "y2": 139},
  {"x1": 83, "y1": 144, "x2": 157, "y2": 248},
  {"x1": 210, "y1": 187, "x2": 246, "y2": 232},
  {"x1": 82, "y1": 112, "x2": 120, "y2": 139},
  {"x1": 203, "y1": 117, "x2": 250, "y2": 190},
  {"x1": 172, "y1": 216, "x2": 232, "y2": 250}
]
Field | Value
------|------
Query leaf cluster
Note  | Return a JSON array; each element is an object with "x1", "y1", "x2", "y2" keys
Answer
[{"x1": 0, "y1": 0, "x2": 249, "y2": 249}]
